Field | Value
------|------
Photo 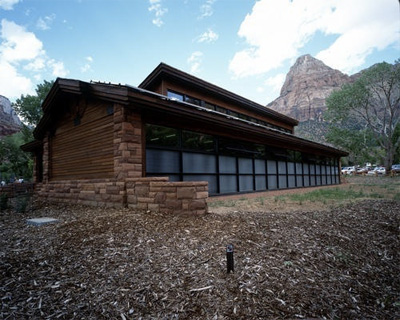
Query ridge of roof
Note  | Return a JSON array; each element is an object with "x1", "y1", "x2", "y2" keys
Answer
[{"x1": 139, "y1": 62, "x2": 299, "y2": 126}]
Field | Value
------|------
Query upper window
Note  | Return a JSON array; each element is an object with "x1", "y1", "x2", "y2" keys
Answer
[
  {"x1": 166, "y1": 89, "x2": 292, "y2": 134},
  {"x1": 167, "y1": 91, "x2": 184, "y2": 101}
]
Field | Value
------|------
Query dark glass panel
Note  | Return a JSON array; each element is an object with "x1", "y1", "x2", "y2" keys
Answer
[
  {"x1": 215, "y1": 106, "x2": 227, "y2": 114},
  {"x1": 182, "y1": 131, "x2": 215, "y2": 152},
  {"x1": 185, "y1": 95, "x2": 201, "y2": 106},
  {"x1": 255, "y1": 159, "x2": 266, "y2": 174},
  {"x1": 296, "y1": 176, "x2": 303, "y2": 187},
  {"x1": 303, "y1": 163, "x2": 309, "y2": 174},
  {"x1": 288, "y1": 176, "x2": 296, "y2": 188},
  {"x1": 220, "y1": 175, "x2": 237, "y2": 193},
  {"x1": 268, "y1": 175, "x2": 277, "y2": 190},
  {"x1": 182, "y1": 153, "x2": 216, "y2": 173},
  {"x1": 255, "y1": 176, "x2": 266, "y2": 190},
  {"x1": 219, "y1": 156, "x2": 236, "y2": 174},
  {"x1": 278, "y1": 175, "x2": 287, "y2": 189},
  {"x1": 239, "y1": 175, "x2": 254, "y2": 192},
  {"x1": 146, "y1": 124, "x2": 179, "y2": 147},
  {"x1": 239, "y1": 158, "x2": 253, "y2": 174},
  {"x1": 146, "y1": 149, "x2": 180, "y2": 173},
  {"x1": 278, "y1": 161, "x2": 287, "y2": 174},
  {"x1": 267, "y1": 160, "x2": 277, "y2": 174},
  {"x1": 288, "y1": 162, "x2": 295, "y2": 174},
  {"x1": 167, "y1": 90, "x2": 184, "y2": 101},
  {"x1": 204, "y1": 102, "x2": 216, "y2": 110}
]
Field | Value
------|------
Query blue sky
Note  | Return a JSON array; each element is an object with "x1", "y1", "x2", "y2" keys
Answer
[{"x1": 0, "y1": 0, "x2": 399, "y2": 105}]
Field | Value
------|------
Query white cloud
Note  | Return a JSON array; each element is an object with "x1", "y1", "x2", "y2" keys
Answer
[
  {"x1": 48, "y1": 59, "x2": 68, "y2": 77},
  {"x1": 148, "y1": 0, "x2": 168, "y2": 27},
  {"x1": 24, "y1": 57, "x2": 46, "y2": 72},
  {"x1": 0, "y1": 60, "x2": 34, "y2": 97},
  {"x1": 36, "y1": 14, "x2": 56, "y2": 31},
  {"x1": 80, "y1": 56, "x2": 93, "y2": 73},
  {"x1": 0, "y1": 19, "x2": 68, "y2": 99},
  {"x1": 265, "y1": 73, "x2": 286, "y2": 94},
  {"x1": 0, "y1": 0, "x2": 20, "y2": 10},
  {"x1": 187, "y1": 51, "x2": 203, "y2": 74},
  {"x1": 199, "y1": 0, "x2": 215, "y2": 19},
  {"x1": 195, "y1": 29, "x2": 219, "y2": 43},
  {"x1": 229, "y1": 0, "x2": 399, "y2": 77},
  {"x1": 316, "y1": 0, "x2": 399, "y2": 74},
  {"x1": 0, "y1": 19, "x2": 44, "y2": 62}
]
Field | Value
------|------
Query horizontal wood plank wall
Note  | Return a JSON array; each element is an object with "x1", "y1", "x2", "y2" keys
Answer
[{"x1": 51, "y1": 101, "x2": 114, "y2": 180}]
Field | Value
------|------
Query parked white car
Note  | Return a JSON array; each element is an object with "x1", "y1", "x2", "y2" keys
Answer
[
  {"x1": 341, "y1": 166, "x2": 356, "y2": 175},
  {"x1": 367, "y1": 167, "x2": 386, "y2": 175}
]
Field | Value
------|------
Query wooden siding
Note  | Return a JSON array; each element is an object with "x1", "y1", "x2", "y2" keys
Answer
[{"x1": 51, "y1": 100, "x2": 114, "y2": 180}]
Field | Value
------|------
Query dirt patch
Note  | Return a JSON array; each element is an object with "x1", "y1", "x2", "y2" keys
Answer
[{"x1": 1, "y1": 195, "x2": 399, "y2": 319}]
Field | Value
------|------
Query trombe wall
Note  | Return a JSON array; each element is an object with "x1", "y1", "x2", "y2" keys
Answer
[{"x1": 35, "y1": 100, "x2": 208, "y2": 214}]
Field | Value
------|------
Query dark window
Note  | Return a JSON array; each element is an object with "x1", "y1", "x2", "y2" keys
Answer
[
  {"x1": 167, "y1": 90, "x2": 184, "y2": 101},
  {"x1": 145, "y1": 124, "x2": 341, "y2": 195},
  {"x1": 184, "y1": 95, "x2": 201, "y2": 106},
  {"x1": 146, "y1": 124, "x2": 179, "y2": 147},
  {"x1": 182, "y1": 131, "x2": 215, "y2": 152}
]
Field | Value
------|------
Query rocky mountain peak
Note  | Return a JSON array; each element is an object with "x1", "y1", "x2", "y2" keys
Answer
[
  {"x1": 0, "y1": 95, "x2": 22, "y2": 137},
  {"x1": 268, "y1": 54, "x2": 351, "y2": 122}
]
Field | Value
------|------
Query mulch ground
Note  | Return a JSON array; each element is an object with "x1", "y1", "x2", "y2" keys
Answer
[{"x1": 1, "y1": 199, "x2": 399, "y2": 319}]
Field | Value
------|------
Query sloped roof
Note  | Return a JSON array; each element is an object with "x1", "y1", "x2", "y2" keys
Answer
[{"x1": 139, "y1": 62, "x2": 299, "y2": 126}]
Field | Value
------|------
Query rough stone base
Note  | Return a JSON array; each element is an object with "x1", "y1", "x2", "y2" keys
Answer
[{"x1": 35, "y1": 177, "x2": 209, "y2": 215}]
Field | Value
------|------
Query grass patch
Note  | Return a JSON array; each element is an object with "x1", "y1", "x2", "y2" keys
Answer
[
  {"x1": 208, "y1": 199, "x2": 237, "y2": 208},
  {"x1": 286, "y1": 187, "x2": 366, "y2": 203}
]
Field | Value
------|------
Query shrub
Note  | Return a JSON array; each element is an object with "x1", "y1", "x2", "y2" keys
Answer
[
  {"x1": 14, "y1": 195, "x2": 31, "y2": 213},
  {"x1": 0, "y1": 193, "x2": 8, "y2": 211}
]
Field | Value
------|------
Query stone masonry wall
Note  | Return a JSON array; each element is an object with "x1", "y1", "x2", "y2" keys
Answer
[
  {"x1": 113, "y1": 105, "x2": 143, "y2": 180},
  {"x1": 35, "y1": 177, "x2": 209, "y2": 214},
  {"x1": 35, "y1": 179, "x2": 126, "y2": 208},
  {"x1": 126, "y1": 177, "x2": 208, "y2": 215}
]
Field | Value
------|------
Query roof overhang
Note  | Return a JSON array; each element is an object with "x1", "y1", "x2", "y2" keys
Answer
[{"x1": 31, "y1": 78, "x2": 348, "y2": 158}]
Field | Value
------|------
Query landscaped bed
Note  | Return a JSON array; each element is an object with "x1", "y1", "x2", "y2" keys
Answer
[{"x1": 1, "y1": 177, "x2": 399, "y2": 319}]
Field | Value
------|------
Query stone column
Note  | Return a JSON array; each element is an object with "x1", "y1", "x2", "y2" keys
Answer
[
  {"x1": 113, "y1": 104, "x2": 143, "y2": 181},
  {"x1": 42, "y1": 134, "x2": 50, "y2": 183}
]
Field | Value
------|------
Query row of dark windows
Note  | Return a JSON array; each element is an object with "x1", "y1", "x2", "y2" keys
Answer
[
  {"x1": 167, "y1": 90, "x2": 292, "y2": 134},
  {"x1": 145, "y1": 124, "x2": 340, "y2": 195}
]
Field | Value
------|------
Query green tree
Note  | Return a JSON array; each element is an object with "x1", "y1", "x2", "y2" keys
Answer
[
  {"x1": 326, "y1": 61, "x2": 400, "y2": 171},
  {"x1": 12, "y1": 80, "x2": 54, "y2": 127},
  {"x1": 0, "y1": 132, "x2": 33, "y2": 181},
  {"x1": 0, "y1": 80, "x2": 54, "y2": 182}
]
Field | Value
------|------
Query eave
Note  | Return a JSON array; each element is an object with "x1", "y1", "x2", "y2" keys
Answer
[{"x1": 32, "y1": 79, "x2": 348, "y2": 158}]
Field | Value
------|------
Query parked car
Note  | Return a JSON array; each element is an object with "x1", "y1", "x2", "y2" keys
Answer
[
  {"x1": 356, "y1": 167, "x2": 368, "y2": 174},
  {"x1": 341, "y1": 167, "x2": 350, "y2": 174},
  {"x1": 391, "y1": 164, "x2": 400, "y2": 173},
  {"x1": 341, "y1": 166, "x2": 356, "y2": 175},
  {"x1": 367, "y1": 166, "x2": 386, "y2": 175}
]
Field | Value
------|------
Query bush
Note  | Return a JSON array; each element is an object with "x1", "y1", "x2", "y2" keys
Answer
[
  {"x1": 14, "y1": 195, "x2": 31, "y2": 213},
  {"x1": 0, "y1": 193, "x2": 8, "y2": 211}
]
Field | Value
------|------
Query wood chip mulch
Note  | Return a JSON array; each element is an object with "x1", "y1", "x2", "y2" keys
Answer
[{"x1": 1, "y1": 199, "x2": 399, "y2": 319}]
